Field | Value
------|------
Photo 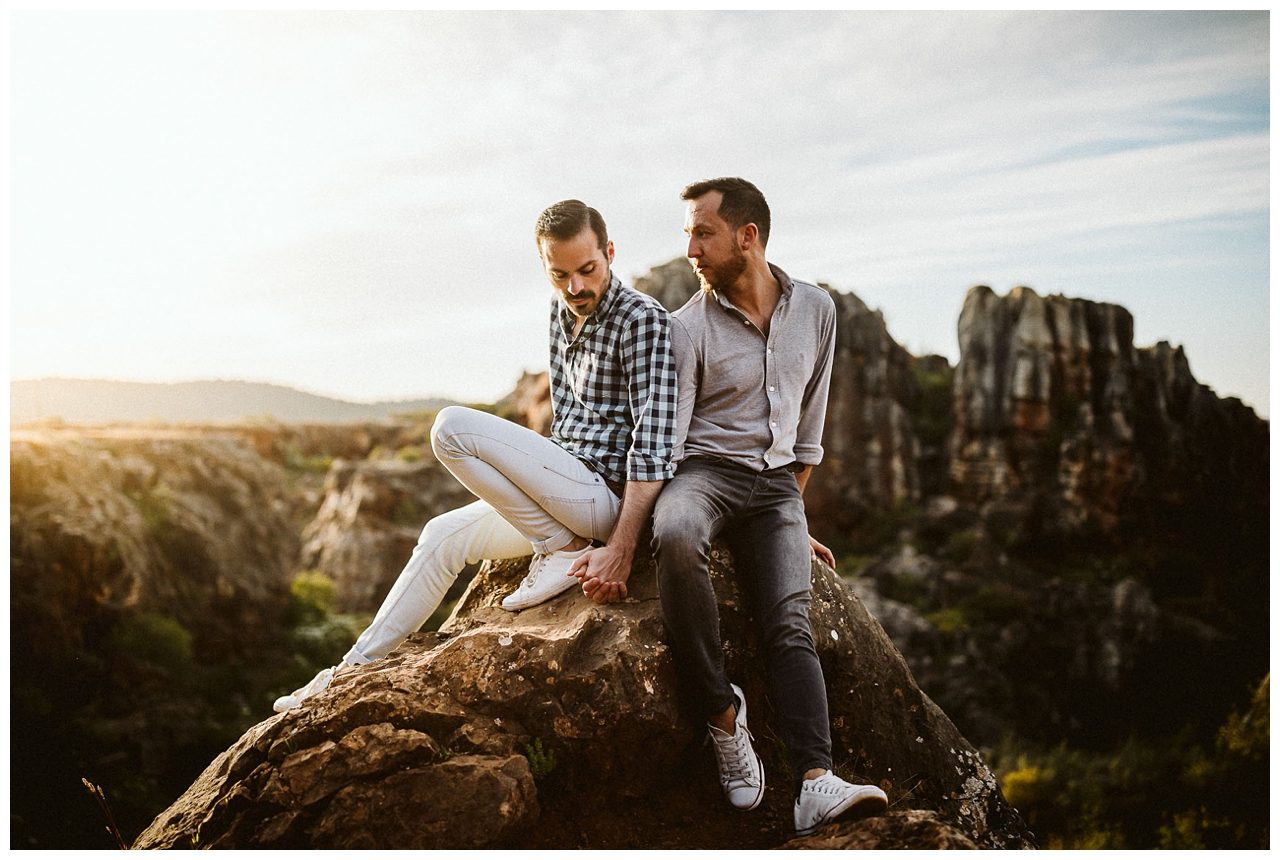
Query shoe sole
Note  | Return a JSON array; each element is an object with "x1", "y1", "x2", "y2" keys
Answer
[
  {"x1": 500, "y1": 575, "x2": 579, "y2": 611},
  {"x1": 796, "y1": 790, "x2": 888, "y2": 837}
]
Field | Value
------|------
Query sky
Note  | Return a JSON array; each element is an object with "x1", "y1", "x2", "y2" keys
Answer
[{"x1": 9, "y1": 11, "x2": 1271, "y2": 416}]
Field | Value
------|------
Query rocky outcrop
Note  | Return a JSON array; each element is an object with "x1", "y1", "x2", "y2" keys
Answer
[
  {"x1": 634, "y1": 259, "x2": 925, "y2": 534},
  {"x1": 782, "y1": 809, "x2": 979, "y2": 849},
  {"x1": 949, "y1": 285, "x2": 1268, "y2": 545},
  {"x1": 299, "y1": 455, "x2": 476, "y2": 613},
  {"x1": 134, "y1": 548, "x2": 1033, "y2": 849},
  {"x1": 10, "y1": 430, "x2": 305, "y2": 652}
]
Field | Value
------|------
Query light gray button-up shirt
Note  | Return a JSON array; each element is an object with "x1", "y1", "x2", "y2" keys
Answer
[{"x1": 670, "y1": 263, "x2": 837, "y2": 471}]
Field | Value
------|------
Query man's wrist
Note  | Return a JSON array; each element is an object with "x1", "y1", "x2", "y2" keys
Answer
[{"x1": 604, "y1": 539, "x2": 637, "y2": 558}]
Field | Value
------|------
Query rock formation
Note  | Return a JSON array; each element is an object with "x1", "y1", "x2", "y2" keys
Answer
[
  {"x1": 949, "y1": 285, "x2": 1268, "y2": 546},
  {"x1": 10, "y1": 430, "x2": 304, "y2": 650},
  {"x1": 134, "y1": 549, "x2": 1033, "y2": 849},
  {"x1": 494, "y1": 370, "x2": 553, "y2": 436}
]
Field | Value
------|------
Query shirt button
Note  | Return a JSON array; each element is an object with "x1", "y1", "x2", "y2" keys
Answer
[
  {"x1": 768, "y1": 386, "x2": 775, "y2": 391},
  {"x1": 767, "y1": 348, "x2": 774, "y2": 354},
  {"x1": 770, "y1": 421, "x2": 778, "y2": 427}
]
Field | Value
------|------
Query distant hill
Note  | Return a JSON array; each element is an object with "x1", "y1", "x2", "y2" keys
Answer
[{"x1": 10, "y1": 378, "x2": 458, "y2": 425}]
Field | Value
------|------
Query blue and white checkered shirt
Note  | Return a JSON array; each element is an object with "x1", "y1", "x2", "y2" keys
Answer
[{"x1": 549, "y1": 273, "x2": 678, "y2": 487}]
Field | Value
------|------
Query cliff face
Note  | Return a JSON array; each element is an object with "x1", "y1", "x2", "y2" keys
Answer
[
  {"x1": 135, "y1": 549, "x2": 1033, "y2": 850},
  {"x1": 633, "y1": 259, "x2": 924, "y2": 533},
  {"x1": 949, "y1": 285, "x2": 1268, "y2": 546}
]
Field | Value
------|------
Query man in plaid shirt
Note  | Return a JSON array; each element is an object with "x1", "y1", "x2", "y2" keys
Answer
[{"x1": 274, "y1": 199, "x2": 677, "y2": 712}]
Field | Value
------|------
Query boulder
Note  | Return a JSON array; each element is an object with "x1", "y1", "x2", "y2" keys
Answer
[{"x1": 134, "y1": 546, "x2": 1033, "y2": 849}]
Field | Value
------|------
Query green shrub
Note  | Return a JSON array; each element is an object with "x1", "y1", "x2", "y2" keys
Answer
[
  {"x1": 289, "y1": 570, "x2": 336, "y2": 621},
  {"x1": 909, "y1": 363, "x2": 953, "y2": 449},
  {"x1": 283, "y1": 442, "x2": 333, "y2": 474},
  {"x1": 127, "y1": 484, "x2": 172, "y2": 535},
  {"x1": 108, "y1": 613, "x2": 194, "y2": 673},
  {"x1": 391, "y1": 498, "x2": 426, "y2": 527},
  {"x1": 394, "y1": 446, "x2": 424, "y2": 463},
  {"x1": 925, "y1": 607, "x2": 967, "y2": 635},
  {"x1": 524, "y1": 737, "x2": 557, "y2": 780},
  {"x1": 942, "y1": 530, "x2": 980, "y2": 564}
]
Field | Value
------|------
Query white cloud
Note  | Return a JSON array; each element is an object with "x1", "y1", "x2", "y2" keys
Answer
[{"x1": 10, "y1": 10, "x2": 1269, "y2": 414}]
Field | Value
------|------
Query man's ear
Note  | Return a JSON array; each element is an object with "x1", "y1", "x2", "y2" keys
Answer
[
  {"x1": 606, "y1": 239, "x2": 615, "y2": 264},
  {"x1": 740, "y1": 223, "x2": 759, "y2": 252}
]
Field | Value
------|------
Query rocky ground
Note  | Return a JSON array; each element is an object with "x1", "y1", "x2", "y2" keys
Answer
[{"x1": 134, "y1": 550, "x2": 1032, "y2": 849}]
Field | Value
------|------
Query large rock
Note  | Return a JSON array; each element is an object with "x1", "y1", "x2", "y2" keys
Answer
[
  {"x1": 783, "y1": 809, "x2": 980, "y2": 849},
  {"x1": 949, "y1": 285, "x2": 1268, "y2": 545},
  {"x1": 134, "y1": 547, "x2": 1033, "y2": 849}
]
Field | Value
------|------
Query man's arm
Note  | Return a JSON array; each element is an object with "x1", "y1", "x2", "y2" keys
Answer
[
  {"x1": 569, "y1": 302, "x2": 678, "y2": 604},
  {"x1": 568, "y1": 479, "x2": 664, "y2": 603},
  {"x1": 793, "y1": 464, "x2": 835, "y2": 568},
  {"x1": 793, "y1": 299, "x2": 838, "y2": 569}
]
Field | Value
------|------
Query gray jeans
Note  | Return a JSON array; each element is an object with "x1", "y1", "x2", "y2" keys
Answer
[{"x1": 651, "y1": 456, "x2": 833, "y2": 777}]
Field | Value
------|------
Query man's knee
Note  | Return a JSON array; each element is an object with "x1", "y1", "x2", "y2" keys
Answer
[
  {"x1": 760, "y1": 593, "x2": 816, "y2": 652},
  {"x1": 651, "y1": 499, "x2": 713, "y2": 572},
  {"x1": 413, "y1": 506, "x2": 474, "y2": 564},
  {"x1": 430, "y1": 405, "x2": 482, "y2": 459}
]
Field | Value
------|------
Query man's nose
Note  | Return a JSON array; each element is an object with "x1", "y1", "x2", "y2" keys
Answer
[
  {"x1": 686, "y1": 237, "x2": 700, "y2": 260},
  {"x1": 568, "y1": 276, "x2": 584, "y2": 294}
]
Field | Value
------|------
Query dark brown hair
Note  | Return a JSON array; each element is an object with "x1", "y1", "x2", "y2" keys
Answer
[
  {"x1": 681, "y1": 177, "x2": 771, "y2": 248},
  {"x1": 534, "y1": 199, "x2": 609, "y2": 255}
]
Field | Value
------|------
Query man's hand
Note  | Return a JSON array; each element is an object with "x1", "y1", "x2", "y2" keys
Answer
[
  {"x1": 809, "y1": 534, "x2": 835, "y2": 569},
  {"x1": 567, "y1": 545, "x2": 632, "y2": 605}
]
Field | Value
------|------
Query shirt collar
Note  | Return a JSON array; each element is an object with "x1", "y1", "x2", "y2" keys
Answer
[
  {"x1": 558, "y1": 271, "x2": 622, "y2": 335},
  {"x1": 710, "y1": 262, "x2": 794, "y2": 311}
]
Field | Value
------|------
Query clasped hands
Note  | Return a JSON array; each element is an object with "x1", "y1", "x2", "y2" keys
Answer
[
  {"x1": 566, "y1": 544, "x2": 631, "y2": 605},
  {"x1": 568, "y1": 534, "x2": 837, "y2": 606}
]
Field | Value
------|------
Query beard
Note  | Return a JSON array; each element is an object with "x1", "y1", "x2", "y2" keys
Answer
[{"x1": 694, "y1": 245, "x2": 748, "y2": 293}]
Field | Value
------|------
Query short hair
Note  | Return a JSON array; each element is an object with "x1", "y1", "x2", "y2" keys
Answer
[
  {"x1": 534, "y1": 199, "x2": 609, "y2": 255},
  {"x1": 681, "y1": 177, "x2": 771, "y2": 248}
]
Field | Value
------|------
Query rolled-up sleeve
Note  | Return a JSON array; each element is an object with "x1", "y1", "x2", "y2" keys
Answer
[
  {"x1": 621, "y1": 305, "x2": 678, "y2": 481},
  {"x1": 793, "y1": 297, "x2": 836, "y2": 465}
]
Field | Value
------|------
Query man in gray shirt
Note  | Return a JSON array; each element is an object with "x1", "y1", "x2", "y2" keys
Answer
[{"x1": 651, "y1": 177, "x2": 888, "y2": 836}]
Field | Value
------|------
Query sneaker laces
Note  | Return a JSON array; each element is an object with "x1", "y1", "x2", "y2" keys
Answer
[
  {"x1": 711, "y1": 725, "x2": 761, "y2": 789},
  {"x1": 803, "y1": 774, "x2": 848, "y2": 797},
  {"x1": 294, "y1": 665, "x2": 335, "y2": 698},
  {"x1": 518, "y1": 552, "x2": 549, "y2": 589}
]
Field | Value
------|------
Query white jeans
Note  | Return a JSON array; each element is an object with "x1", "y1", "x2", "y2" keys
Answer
[{"x1": 344, "y1": 405, "x2": 621, "y2": 664}]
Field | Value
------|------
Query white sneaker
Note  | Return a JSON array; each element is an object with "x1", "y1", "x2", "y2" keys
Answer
[
  {"x1": 500, "y1": 546, "x2": 589, "y2": 611},
  {"x1": 273, "y1": 664, "x2": 343, "y2": 713},
  {"x1": 708, "y1": 683, "x2": 765, "y2": 811},
  {"x1": 794, "y1": 771, "x2": 888, "y2": 836}
]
